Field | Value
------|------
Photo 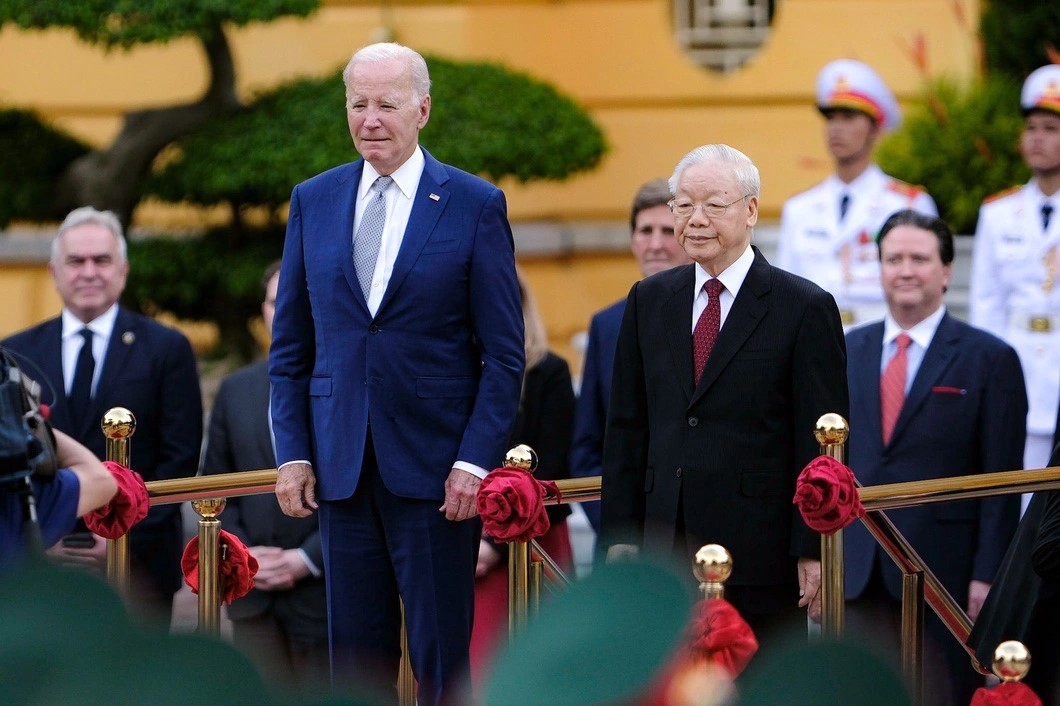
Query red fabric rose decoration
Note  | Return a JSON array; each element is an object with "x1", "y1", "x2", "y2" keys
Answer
[
  {"x1": 83, "y1": 461, "x2": 150, "y2": 539},
  {"x1": 476, "y1": 467, "x2": 560, "y2": 543},
  {"x1": 686, "y1": 597, "x2": 759, "y2": 677},
  {"x1": 970, "y1": 682, "x2": 1042, "y2": 706},
  {"x1": 181, "y1": 529, "x2": 259, "y2": 605},
  {"x1": 793, "y1": 455, "x2": 865, "y2": 535}
]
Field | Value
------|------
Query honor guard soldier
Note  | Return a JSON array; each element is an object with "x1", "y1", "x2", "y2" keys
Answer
[
  {"x1": 778, "y1": 59, "x2": 937, "y2": 328},
  {"x1": 970, "y1": 64, "x2": 1060, "y2": 506}
]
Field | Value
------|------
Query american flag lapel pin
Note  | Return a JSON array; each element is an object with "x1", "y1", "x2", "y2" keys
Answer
[{"x1": 429, "y1": 193, "x2": 440, "y2": 201}]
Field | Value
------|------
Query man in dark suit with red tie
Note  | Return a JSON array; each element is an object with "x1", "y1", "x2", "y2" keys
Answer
[
  {"x1": 845, "y1": 209, "x2": 1026, "y2": 705},
  {"x1": 600, "y1": 144, "x2": 849, "y2": 637}
]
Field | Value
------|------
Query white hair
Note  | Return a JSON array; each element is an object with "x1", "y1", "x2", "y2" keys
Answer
[
  {"x1": 342, "y1": 42, "x2": 431, "y2": 101},
  {"x1": 50, "y1": 206, "x2": 127, "y2": 264},
  {"x1": 669, "y1": 144, "x2": 761, "y2": 199}
]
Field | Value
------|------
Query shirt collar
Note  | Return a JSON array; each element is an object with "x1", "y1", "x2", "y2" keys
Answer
[
  {"x1": 883, "y1": 304, "x2": 945, "y2": 350},
  {"x1": 827, "y1": 163, "x2": 883, "y2": 198},
  {"x1": 61, "y1": 304, "x2": 118, "y2": 342},
  {"x1": 694, "y1": 244, "x2": 754, "y2": 298},
  {"x1": 359, "y1": 146, "x2": 425, "y2": 201}
]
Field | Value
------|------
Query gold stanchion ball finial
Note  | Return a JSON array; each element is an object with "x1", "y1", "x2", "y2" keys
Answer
[
  {"x1": 101, "y1": 407, "x2": 136, "y2": 440},
  {"x1": 993, "y1": 640, "x2": 1031, "y2": 683},
  {"x1": 192, "y1": 498, "x2": 226, "y2": 519},
  {"x1": 504, "y1": 444, "x2": 538, "y2": 473},
  {"x1": 814, "y1": 413, "x2": 849, "y2": 446},
  {"x1": 693, "y1": 544, "x2": 733, "y2": 585}
]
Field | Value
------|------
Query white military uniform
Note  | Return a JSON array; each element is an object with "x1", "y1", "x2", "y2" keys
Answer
[
  {"x1": 777, "y1": 59, "x2": 937, "y2": 328},
  {"x1": 778, "y1": 164, "x2": 937, "y2": 326},
  {"x1": 971, "y1": 63, "x2": 1060, "y2": 491},
  {"x1": 971, "y1": 181, "x2": 1060, "y2": 470}
]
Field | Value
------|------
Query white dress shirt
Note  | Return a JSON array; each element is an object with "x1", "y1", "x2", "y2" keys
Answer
[
  {"x1": 879, "y1": 305, "x2": 946, "y2": 394},
  {"x1": 691, "y1": 244, "x2": 755, "y2": 332}
]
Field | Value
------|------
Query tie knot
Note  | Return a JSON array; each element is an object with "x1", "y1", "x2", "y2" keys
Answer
[
  {"x1": 372, "y1": 176, "x2": 394, "y2": 194},
  {"x1": 895, "y1": 332, "x2": 911, "y2": 351},
  {"x1": 79, "y1": 327, "x2": 93, "y2": 343},
  {"x1": 704, "y1": 279, "x2": 724, "y2": 297}
]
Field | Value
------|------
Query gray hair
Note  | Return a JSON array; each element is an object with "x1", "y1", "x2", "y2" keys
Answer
[
  {"x1": 343, "y1": 43, "x2": 431, "y2": 101},
  {"x1": 629, "y1": 178, "x2": 673, "y2": 232},
  {"x1": 668, "y1": 144, "x2": 761, "y2": 199},
  {"x1": 50, "y1": 206, "x2": 127, "y2": 264}
]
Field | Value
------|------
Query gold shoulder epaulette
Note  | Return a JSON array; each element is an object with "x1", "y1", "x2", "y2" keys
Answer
[
  {"x1": 886, "y1": 179, "x2": 926, "y2": 200},
  {"x1": 982, "y1": 185, "x2": 1021, "y2": 205}
]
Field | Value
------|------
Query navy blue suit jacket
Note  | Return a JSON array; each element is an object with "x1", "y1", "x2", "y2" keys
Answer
[
  {"x1": 569, "y1": 298, "x2": 624, "y2": 531},
  {"x1": 269, "y1": 149, "x2": 525, "y2": 501},
  {"x1": 3, "y1": 307, "x2": 203, "y2": 595},
  {"x1": 844, "y1": 313, "x2": 1026, "y2": 604}
]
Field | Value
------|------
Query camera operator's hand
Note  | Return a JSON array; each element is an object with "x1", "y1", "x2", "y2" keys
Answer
[{"x1": 46, "y1": 532, "x2": 107, "y2": 570}]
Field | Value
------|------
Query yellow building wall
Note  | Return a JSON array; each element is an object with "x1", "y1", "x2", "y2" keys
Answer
[{"x1": 0, "y1": 0, "x2": 982, "y2": 367}]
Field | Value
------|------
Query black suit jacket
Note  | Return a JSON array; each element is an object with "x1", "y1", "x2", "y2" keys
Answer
[
  {"x1": 3, "y1": 307, "x2": 203, "y2": 596},
  {"x1": 600, "y1": 247, "x2": 849, "y2": 587},
  {"x1": 201, "y1": 360, "x2": 326, "y2": 626}
]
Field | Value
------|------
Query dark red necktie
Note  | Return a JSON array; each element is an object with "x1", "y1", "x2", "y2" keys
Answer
[
  {"x1": 693, "y1": 279, "x2": 724, "y2": 384},
  {"x1": 880, "y1": 333, "x2": 912, "y2": 445}
]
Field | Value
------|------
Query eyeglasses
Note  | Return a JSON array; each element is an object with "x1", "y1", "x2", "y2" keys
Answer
[{"x1": 668, "y1": 195, "x2": 751, "y2": 219}]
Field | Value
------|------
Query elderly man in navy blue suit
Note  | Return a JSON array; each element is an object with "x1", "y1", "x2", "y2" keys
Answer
[
  {"x1": 844, "y1": 209, "x2": 1026, "y2": 705},
  {"x1": 3, "y1": 206, "x2": 202, "y2": 623},
  {"x1": 269, "y1": 43, "x2": 524, "y2": 704},
  {"x1": 569, "y1": 178, "x2": 690, "y2": 533}
]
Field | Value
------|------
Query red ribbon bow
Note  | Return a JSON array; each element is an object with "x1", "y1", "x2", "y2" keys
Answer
[
  {"x1": 686, "y1": 597, "x2": 759, "y2": 677},
  {"x1": 793, "y1": 455, "x2": 865, "y2": 535},
  {"x1": 476, "y1": 467, "x2": 560, "y2": 543},
  {"x1": 180, "y1": 529, "x2": 259, "y2": 605},
  {"x1": 970, "y1": 682, "x2": 1042, "y2": 706},
  {"x1": 82, "y1": 461, "x2": 150, "y2": 539}
]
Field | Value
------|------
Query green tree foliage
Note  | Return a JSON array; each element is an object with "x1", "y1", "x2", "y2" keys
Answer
[
  {"x1": 0, "y1": 0, "x2": 320, "y2": 224},
  {"x1": 124, "y1": 227, "x2": 284, "y2": 359},
  {"x1": 980, "y1": 1, "x2": 1060, "y2": 80},
  {"x1": 0, "y1": 109, "x2": 89, "y2": 227},
  {"x1": 0, "y1": 0, "x2": 317, "y2": 48},
  {"x1": 876, "y1": 75, "x2": 1028, "y2": 234},
  {"x1": 146, "y1": 56, "x2": 608, "y2": 211}
]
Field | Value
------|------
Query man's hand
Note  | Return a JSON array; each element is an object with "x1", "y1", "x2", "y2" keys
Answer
[
  {"x1": 605, "y1": 543, "x2": 640, "y2": 563},
  {"x1": 797, "y1": 557, "x2": 823, "y2": 623},
  {"x1": 276, "y1": 462, "x2": 318, "y2": 518},
  {"x1": 439, "y1": 468, "x2": 480, "y2": 521},
  {"x1": 249, "y1": 545, "x2": 311, "y2": 591},
  {"x1": 967, "y1": 580, "x2": 991, "y2": 622},
  {"x1": 46, "y1": 533, "x2": 107, "y2": 570}
]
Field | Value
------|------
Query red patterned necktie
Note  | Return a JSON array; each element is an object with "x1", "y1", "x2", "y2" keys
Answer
[
  {"x1": 880, "y1": 333, "x2": 912, "y2": 445},
  {"x1": 693, "y1": 279, "x2": 724, "y2": 384}
]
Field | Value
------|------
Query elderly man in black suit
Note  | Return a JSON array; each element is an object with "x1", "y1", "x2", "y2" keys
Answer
[
  {"x1": 600, "y1": 144, "x2": 849, "y2": 638},
  {"x1": 202, "y1": 260, "x2": 328, "y2": 687},
  {"x1": 3, "y1": 206, "x2": 202, "y2": 624}
]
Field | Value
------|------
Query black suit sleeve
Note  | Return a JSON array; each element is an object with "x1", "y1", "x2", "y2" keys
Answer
[
  {"x1": 789, "y1": 287, "x2": 849, "y2": 560},
  {"x1": 1032, "y1": 442, "x2": 1060, "y2": 580},
  {"x1": 600, "y1": 284, "x2": 649, "y2": 548}
]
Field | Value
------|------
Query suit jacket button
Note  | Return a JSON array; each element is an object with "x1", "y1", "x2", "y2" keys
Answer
[
  {"x1": 687, "y1": 417, "x2": 698, "y2": 427},
  {"x1": 369, "y1": 324, "x2": 379, "y2": 334},
  {"x1": 676, "y1": 467, "x2": 683, "y2": 478}
]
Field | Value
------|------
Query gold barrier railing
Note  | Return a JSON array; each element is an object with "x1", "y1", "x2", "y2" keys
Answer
[{"x1": 815, "y1": 413, "x2": 1060, "y2": 704}]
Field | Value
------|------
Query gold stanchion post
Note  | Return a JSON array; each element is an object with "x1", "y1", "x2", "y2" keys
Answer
[
  {"x1": 101, "y1": 407, "x2": 135, "y2": 595},
  {"x1": 815, "y1": 412, "x2": 849, "y2": 639},
  {"x1": 901, "y1": 571, "x2": 925, "y2": 703},
  {"x1": 505, "y1": 444, "x2": 537, "y2": 639},
  {"x1": 191, "y1": 497, "x2": 225, "y2": 635},
  {"x1": 694, "y1": 544, "x2": 732, "y2": 599}
]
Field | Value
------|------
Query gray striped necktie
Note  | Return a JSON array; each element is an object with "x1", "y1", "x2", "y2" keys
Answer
[{"x1": 353, "y1": 175, "x2": 394, "y2": 301}]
